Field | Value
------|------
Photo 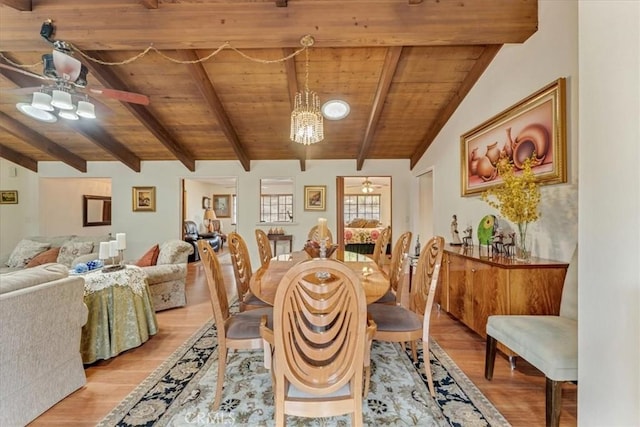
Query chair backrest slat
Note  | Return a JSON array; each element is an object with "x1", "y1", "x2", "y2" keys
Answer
[
  {"x1": 197, "y1": 240, "x2": 230, "y2": 335},
  {"x1": 255, "y1": 229, "x2": 273, "y2": 267},
  {"x1": 308, "y1": 225, "x2": 334, "y2": 245},
  {"x1": 228, "y1": 232, "x2": 253, "y2": 300}
]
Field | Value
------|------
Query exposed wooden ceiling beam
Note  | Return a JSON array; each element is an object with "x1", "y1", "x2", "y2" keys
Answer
[
  {"x1": 0, "y1": 112, "x2": 87, "y2": 172},
  {"x1": 175, "y1": 49, "x2": 250, "y2": 172},
  {"x1": 0, "y1": 143, "x2": 37, "y2": 172},
  {"x1": 275, "y1": 0, "x2": 287, "y2": 6},
  {"x1": 0, "y1": 0, "x2": 31, "y2": 11},
  {"x1": 356, "y1": 46, "x2": 403, "y2": 171},
  {"x1": 283, "y1": 47, "x2": 306, "y2": 172},
  {"x1": 65, "y1": 121, "x2": 141, "y2": 172},
  {"x1": 140, "y1": 0, "x2": 158, "y2": 9},
  {"x1": 0, "y1": 1, "x2": 538, "y2": 51},
  {"x1": 410, "y1": 45, "x2": 502, "y2": 169},
  {"x1": 83, "y1": 50, "x2": 196, "y2": 171}
]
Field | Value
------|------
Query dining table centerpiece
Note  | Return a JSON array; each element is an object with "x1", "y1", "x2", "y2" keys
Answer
[{"x1": 482, "y1": 156, "x2": 541, "y2": 261}]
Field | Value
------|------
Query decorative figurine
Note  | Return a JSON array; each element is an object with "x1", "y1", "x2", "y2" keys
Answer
[
  {"x1": 462, "y1": 226, "x2": 473, "y2": 247},
  {"x1": 451, "y1": 214, "x2": 462, "y2": 245}
]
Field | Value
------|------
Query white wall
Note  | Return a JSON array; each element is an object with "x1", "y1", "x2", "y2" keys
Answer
[
  {"x1": 32, "y1": 159, "x2": 413, "y2": 266},
  {"x1": 413, "y1": 0, "x2": 579, "y2": 263},
  {"x1": 39, "y1": 177, "x2": 111, "y2": 236},
  {"x1": 578, "y1": 1, "x2": 640, "y2": 425}
]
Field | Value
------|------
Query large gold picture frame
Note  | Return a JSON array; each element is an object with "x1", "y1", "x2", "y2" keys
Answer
[{"x1": 461, "y1": 78, "x2": 567, "y2": 196}]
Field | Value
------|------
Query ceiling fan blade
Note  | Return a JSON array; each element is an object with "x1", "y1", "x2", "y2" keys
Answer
[
  {"x1": 0, "y1": 63, "x2": 48, "y2": 81},
  {"x1": 87, "y1": 87, "x2": 150, "y2": 105},
  {"x1": 0, "y1": 86, "x2": 45, "y2": 95},
  {"x1": 52, "y1": 50, "x2": 82, "y2": 82}
]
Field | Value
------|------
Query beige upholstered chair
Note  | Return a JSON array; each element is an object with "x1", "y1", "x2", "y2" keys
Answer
[
  {"x1": 143, "y1": 239, "x2": 194, "y2": 311},
  {"x1": 255, "y1": 229, "x2": 273, "y2": 268},
  {"x1": 227, "y1": 232, "x2": 270, "y2": 312},
  {"x1": 485, "y1": 247, "x2": 578, "y2": 427},
  {"x1": 197, "y1": 240, "x2": 272, "y2": 410},
  {"x1": 307, "y1": 225, "x2": 334, "y2": 245},
  {"x1": 374, "y1": 231, "x2": 412, "y2": 306},
  {"x1": 260, "y1": 258, "x2": 375, "y2": 426},
  {"x1": 367, "y1": 235, "x2": 444, "y2": 397},
  {"x1": 371, "y1": 226, "x2": 391, "y2": 269}
]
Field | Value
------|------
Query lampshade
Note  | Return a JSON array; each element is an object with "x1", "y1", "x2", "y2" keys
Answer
[
  {"x1": 31, "y1": 92, "x2": 54, "y2": 111},
  {"x1": 16, "y1": 103, "x2": 58, "y2": 123},
  {"x1": 51, "y1": 89, "x2": 74, "y2": 110},
  {"x1": 76, "y1": 100, "x2": 96, "y2": 119},
  {"x1": 204, "y1": 209, "x2": 217, "y2": 220},
  {"x1": 290, "y1": 35, "x2": 324, "y2": 145},
  {"x1": 58, "y1": 108, "x2": 79, "y2": 120}
]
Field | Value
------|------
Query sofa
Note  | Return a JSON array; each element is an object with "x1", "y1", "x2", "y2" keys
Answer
[
  {"x1": 183, "y1": 220, "x2": 221, "y2": 262},
  {"x1": 0, "y1": 234, "x2": 111, "y2": 274},
  {"x1": 141, "y1": 240, "x2": 194, "y2": 311},
  {"x1": 0, "y1": 263, "x2": 88, "y2": 426}
]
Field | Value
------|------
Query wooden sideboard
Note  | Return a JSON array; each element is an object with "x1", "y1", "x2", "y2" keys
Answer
[{"x1": 437, "y1": 245, "x2": 568, "y2": 341}]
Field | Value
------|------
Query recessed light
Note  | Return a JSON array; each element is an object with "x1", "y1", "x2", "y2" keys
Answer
[
  {"x1": 16, "y1": 103, "x2": 57, "y2": 123},
  {"x1": 322, "y1": 99, "x2": 350, "y2": 120}
]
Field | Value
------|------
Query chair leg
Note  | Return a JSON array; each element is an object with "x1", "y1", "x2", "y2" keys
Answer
[
  {"x1": 212, "y1": 347, "x2": 227, "y2": 410},
  {"x1": 546, "y1": 377, "x2": 562, "y2": 427},
  {"x1": 363, "y1": 365, "x2": 371, "y2": 397},
  {"x1": 485, "y1": 336, "x2": 497, "y2": 380},
  {"x1": 422, "y1": 339, "x2": 435, "y2": 397},
  {"x1": 410, "y1": 340, "x2": 418, "y2": 362}
]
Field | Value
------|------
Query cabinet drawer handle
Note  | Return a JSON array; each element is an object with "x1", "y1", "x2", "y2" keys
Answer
[{"x1": 471, "y1": 268, "x2": 476, "y2": 273}]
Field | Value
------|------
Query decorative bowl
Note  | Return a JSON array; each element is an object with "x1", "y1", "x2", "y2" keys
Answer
[{"x1": 303, "y1": 241, "x2": 338, "y2": 259}]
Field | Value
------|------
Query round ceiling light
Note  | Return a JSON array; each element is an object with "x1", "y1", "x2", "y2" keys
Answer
[
  {"x1": 321, "y1": 99, "x2": 350, "y2": 120},
  {"x1": 16, "y1": 103, "x2": 58, "y2": 123}
]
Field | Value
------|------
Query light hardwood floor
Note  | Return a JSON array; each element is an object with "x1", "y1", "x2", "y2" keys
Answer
[{"x1": 32, "y1": 250, "x2": 577, "y2": 426}]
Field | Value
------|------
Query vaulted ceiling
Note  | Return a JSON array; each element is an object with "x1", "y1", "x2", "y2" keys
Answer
[{"x1": 0, "y1": 0, "x2": 538, "y2": 173}]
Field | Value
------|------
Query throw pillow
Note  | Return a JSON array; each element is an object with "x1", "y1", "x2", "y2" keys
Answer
[
  {"x1": 136, "y1": 244, "x2": 160, "y2": 267},
  {"x1": 6, "y1": 239, "x2": 51, "y2": 268},
  {"x1": 57, "y1": 240, "x2": 95, "y2": 267},
  {"x1": 25, "y1": 247, "x2": 61, "y2": 268}
]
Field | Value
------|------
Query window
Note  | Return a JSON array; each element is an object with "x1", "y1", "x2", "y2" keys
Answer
[
  {"x1": 260, "y1": 194, "x2": 293, "y2": 223},
  {"x1": 344, "y1": 195, "x2": 381, "y2": 223}
]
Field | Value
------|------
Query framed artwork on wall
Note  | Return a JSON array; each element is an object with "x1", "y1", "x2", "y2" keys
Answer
[
  {"x1": 460, "y1": 77, "x2": 567, "y2": 196},
  {"x1": 304, "y1": 185, "x2": 326, "y2": 211},
  {"x1": 0, "y1": 190, "x2": 18, "y2": 204},
  {"x1": 132, "y1": 186, "x2": 156, "y2": 212},
  {"x1": 213, "y1": 194, "x2": 231, "y2": 218},
  {"x1": 202, "y1": 196, "x2": 211, "y2": 209}
]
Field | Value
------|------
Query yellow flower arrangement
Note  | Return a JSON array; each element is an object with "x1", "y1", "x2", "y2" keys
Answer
[{"x1": 482, "y1": 156, "x2": 541, "y2": 259}]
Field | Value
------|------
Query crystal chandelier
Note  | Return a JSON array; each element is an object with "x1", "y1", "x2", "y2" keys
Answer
[{"x1": 290, "y1": 35, "x2": 324, "y2": 145}]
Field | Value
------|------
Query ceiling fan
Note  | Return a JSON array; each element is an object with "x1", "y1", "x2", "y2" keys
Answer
[
  {"x1": 361, "y1": 177, "x2": 384, "y2": 193},
  {"x1": 0, "y1": 21, "x2": 149, "y2": 123}
]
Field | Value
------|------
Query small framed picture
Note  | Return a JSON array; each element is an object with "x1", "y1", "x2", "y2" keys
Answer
[
  {"x1": 132, "y1": 186, "x2": 156, "y2": 212},
  {"x1": 0, "y1": 190, "x2": 18, "y2": 204},
  {"x1": 202, "y1": 196, "x2": 211, "y2": 209},
  {"x1": 304, "y1": 186, "x2": 326, "y2": 211},
  {"x1": 213, "y1": 194, "x2": 231, "y2": 218}
]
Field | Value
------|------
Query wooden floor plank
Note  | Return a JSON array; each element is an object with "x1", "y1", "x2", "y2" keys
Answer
[{"x1": 31, "y1": 250, "x2": 577, "y2": 426}]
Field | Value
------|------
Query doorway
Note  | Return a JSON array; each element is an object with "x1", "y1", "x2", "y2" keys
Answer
[{"x1": 416, "y1": 169, "x2": 434, "y2": 243}]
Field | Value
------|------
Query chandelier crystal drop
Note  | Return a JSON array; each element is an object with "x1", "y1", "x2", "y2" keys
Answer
[{"x1": 290, "y1": 36, "x2": 324, "y2": 145}]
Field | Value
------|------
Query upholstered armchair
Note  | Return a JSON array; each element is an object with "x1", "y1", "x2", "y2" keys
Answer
[
  {"x1": 141, "y1": 240, "x2": 194, "y2": 311},
  {"x1": 183, "y1": 220, "x2": 221, "y2": 262}
]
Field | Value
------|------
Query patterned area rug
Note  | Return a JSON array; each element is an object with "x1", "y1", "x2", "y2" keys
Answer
[{"x1": 98, "y1": 320, "x2": 509, "y2": 427}]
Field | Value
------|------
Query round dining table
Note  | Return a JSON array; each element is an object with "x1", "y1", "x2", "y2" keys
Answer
[{"x1": 250, "y1": 250, "x2": 390, "y2": 305}]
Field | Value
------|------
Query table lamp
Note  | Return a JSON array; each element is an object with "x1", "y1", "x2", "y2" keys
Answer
[{"x1": 204, "y1": 209, "x2": 217, "y2": 233}]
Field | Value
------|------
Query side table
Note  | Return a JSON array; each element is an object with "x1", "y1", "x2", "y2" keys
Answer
[
  {"x1": 267, "y1": 234, "x2": 293, "y2": 256},
  {"x1": 80, "y1": 265, "x2": 158, "y2": 364}
]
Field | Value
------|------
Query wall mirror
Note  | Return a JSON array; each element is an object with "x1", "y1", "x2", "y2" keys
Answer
[
  {"x1": 83, "y1": 195, "x2": 112, "y2": 227},
  {"x1": 260, "y1": 178, "x2": 294, "y2": 223}
]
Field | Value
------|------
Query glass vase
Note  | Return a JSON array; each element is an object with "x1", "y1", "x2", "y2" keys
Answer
[{"x1": 515, "y1": 223, "x2": 531, "y2": 262}]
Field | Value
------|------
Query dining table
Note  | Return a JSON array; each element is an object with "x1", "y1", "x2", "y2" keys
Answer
[{"x1": 250, "y1": 249, "x2": 390, "y2": 305}]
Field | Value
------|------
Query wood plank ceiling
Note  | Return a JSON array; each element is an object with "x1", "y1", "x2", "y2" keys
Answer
[{"x1": 0, "y1": 0, "x2": 538, "y2": 173}]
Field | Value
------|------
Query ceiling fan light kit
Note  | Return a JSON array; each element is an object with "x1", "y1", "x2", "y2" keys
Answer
[
  {"x1": 76, "y1": 100, "x2": 96, "y2": 119},
  {"x1": 31, "y1": 92, "x2": 54, "y2": 111},
  {"x1": 361, "y1": 177, "x2": 374, "y2": 193},
  {"x1": 50, "y1": 89, "x2": 74, "y2": 110},
  {"x1": 15, "y1": 102, "x2": 58, "y2": 123}
]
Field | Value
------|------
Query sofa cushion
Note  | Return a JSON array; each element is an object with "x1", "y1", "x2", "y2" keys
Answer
[
  {"x1": 57, "y1": 241, "x2": 94, "y2": 267},
  {"x1": 25, "y1": 247, "x2": 61, "y2": 268},
  {"x1": 136, "y1": 244, "x2": 160, "y2": 267},
  {"x1": 6, "y1": 239, "x2": 51, "y2": 268},
  {"x1": 156, "y1": 240, "x2": 193, "y2": 265},
  {"x1": 0, "y1": 263, "x2": 69, "y2": 294}
]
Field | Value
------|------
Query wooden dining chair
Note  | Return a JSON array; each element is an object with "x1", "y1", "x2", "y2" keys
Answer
[
  {"x1": 196, "y1": 240, "x2": 273, "y2": 410},
  {"x1": 228, "y1": 232, "x2": 270, "y2": 312},
  {"x1": 371, "y1": 226, "x2": 391, "y2": 270},
  {"x1": 260, "y1": 258, "x2": 375, "y2": 426},
  {"x1": 367, "y1": 235, "x2": 444, "y2": 397},
  {"x1": 255, "y1": 229, "x2": 273, "y2": 268},
  {"x1": 374, "y1": 231, "x2": 412, "y2": 306},
  {"x1": 307, "y1": 225, "x2": 334, "y2": 245}
]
